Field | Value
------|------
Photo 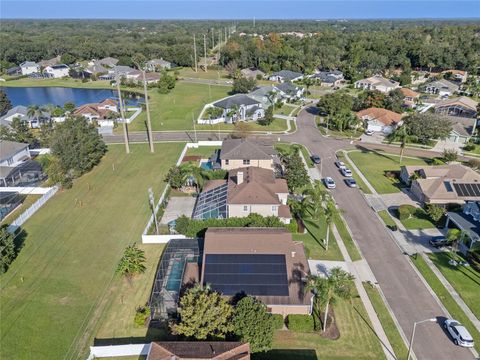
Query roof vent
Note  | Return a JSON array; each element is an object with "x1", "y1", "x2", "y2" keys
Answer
[
  {"x1": 237, "y1": 171, "x2": 244, "y2": 184},
  {"x1": 291, "y1": 251, "x2": 296, "y2": 258}
]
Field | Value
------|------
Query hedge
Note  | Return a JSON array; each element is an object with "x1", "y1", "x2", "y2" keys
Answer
[
  {"x1": 286, "y1": 314, "x2": 315, "y2": 332},
  {"x1": 271, "y1": 314, "x2": 285, "y2": 330}
]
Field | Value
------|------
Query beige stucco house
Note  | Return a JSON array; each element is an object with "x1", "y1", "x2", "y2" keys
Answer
[{"x1": 219, "y1": 138, "x2": 279, "y2": 171}]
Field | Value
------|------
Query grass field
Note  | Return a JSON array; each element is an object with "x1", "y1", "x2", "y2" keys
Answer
[
  {"x1": 428, "y1": 252, "x2": 480, "y2": 319},
  {"x1": 184, "y1": 146, "x2": 219, "y2": 158},
  {"x1": 377, "y1": 210, "x2": 397, "y2": 228},
  {"x1": 177, "y1": 67, "x2": 229, "y2": 80},
  {"x1": 348, "y1": 151, "x2": 429, "y2": 194},
  {"x1": 255, "y1": 297, "x2": 385, "y2": 360},
  {"x1": 395, "y1": 207, "x2": 436, "y2": 230},
  {"x1": 0, "y1": 143, "x2": 183, "y2": 360},
  {"x1": 411, "y1": 254, "x2": 480, "y2": 352},
  {"x1": 197, "y1": 118, "x2": 288, "y2": 132},
  {"x1": 337, "y1": 152, "x2": 372, "y2": 194},
  {"x1": 363, "y1": 283, "x2": 408, "y2": 360},
  {"x1": 333, "y1": 214, "x2": 362, "y2": 262},
  {"x1": 274, "y1": 104, "x2": 297, "y2": 117}
]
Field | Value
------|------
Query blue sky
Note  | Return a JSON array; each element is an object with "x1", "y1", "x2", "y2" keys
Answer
[{"x1": 1, "y1": 1, "x2": 479, "y2": 19}]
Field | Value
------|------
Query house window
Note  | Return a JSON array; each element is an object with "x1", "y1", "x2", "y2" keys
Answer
[
  {"x1": 243, "y1": 159, "x2": 250, "y2": 165},
  {"x1": 272, "y1": 205, "x2": 278, "y2": 212},
  {"x1": 6, "y1": 157, "x2": 13, "y2": 166},
  {"x1": 225, "y1": 159, "x2": 229, "y2": 165},
  {"x1": 243, "y1": 205, "x2": 249, "y2": 212}
]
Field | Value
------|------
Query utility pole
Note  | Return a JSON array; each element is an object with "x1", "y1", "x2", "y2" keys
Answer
[
  {"x1": 225, "y1": 27, "x2": 227, "y2": 42},
  {"x1": 142, "y1": 70, "x2": 154, "y2": 153},
  {"x1": 192, "y1": 112, "x2": 198, "y2": 143},
  {"x1": 193, "y1": 34, "x2": 198, "y2": 72},
  {"x1": 116, "y1": 76, "x2": 130, "y2": 154},
  {"x1": 203, "y1": 34, "x2": 208, "y2": 72},
  {"x1": 253, "y1": 17, "x2": 255, "y2": 28},
  {"x1": 211, "y1": 28, "x2": 214, "y2": 49},
  {"x1": 219, "y1": 29, "x2": 222, "y2": 46},
  {"x1": 148, "y1": 187, "x2": 159, "y2": 235}
]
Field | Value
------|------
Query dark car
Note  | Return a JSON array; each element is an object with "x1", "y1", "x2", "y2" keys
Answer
[
  {"x1": 429, "y1": 236, "x2": 449, "y2": 248},
  {"x1": 311, "y1": 155, "x2": 321, "y2": 164}
]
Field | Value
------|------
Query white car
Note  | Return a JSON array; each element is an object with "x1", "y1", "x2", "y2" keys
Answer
[
  {"x1": 335, "y1": 161, "x2": 346, "y2": 169},
  {"x1": 444, "y1": 319, "x2": 474, "y2": 347},
  {"x1": 341, "y1": 167, "x2": 352, "y2": 177},
  {"x1": 324, "y1": 177, "x2": 336, "y2": 189},
  {"x1": 365, "y1": 129, "x2": 374, "y2": 136}
]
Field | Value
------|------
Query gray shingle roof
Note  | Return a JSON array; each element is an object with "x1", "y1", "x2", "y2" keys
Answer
[
  {"x1": 271, "y1": 70, "x2": 303, "y2": 80},
  {"x1": 220, "y1": 138, "x2": 277, "y2": 160},
  {"x1": 213, "y1": 94, "x2": 259, "y2": 109},
  {"x1": 426, "y1": 79, "x2": 459, "y2": 92},
  {"x1": 0, "y1": 140, "x2": 29, "y2": 162},
  {"x1": 276, "y1": 81, "x2": 299, "y2": 94}
]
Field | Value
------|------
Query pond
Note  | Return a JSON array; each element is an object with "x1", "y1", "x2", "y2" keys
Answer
[{"x1": 1, "y1": 86, "x2": 143, "y2": 107}]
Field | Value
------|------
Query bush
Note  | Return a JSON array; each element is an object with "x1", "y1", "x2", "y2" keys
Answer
[
  {"x1": 387, "y1": 224, "x2": 398, "y2": 231},
  {"x1": 463, "y1": 143, "x2": 476, "y2": 152},
  {"x1": 431, "y1": 158, "x2": 445, "y2": 165},
  {"x1": 398, "y1": 204, "x2": 416, "y2": 220},
  {"x1": 285, "y1": 221, "x2": 298, "y2": 233},
  {"x1": 272, "y1": 314, "x2": 285, "y2": 330},
  {"x1": 443, "y1": 149, "x2": 458, "y2": 163},
  {"x1": 468, "y1": 158, "x2": 480, "y2": 170},
  {"x1": 286, "y1": 314, "x2": 315, "y2": 332},
  {"x1": 134, "y1": 306, "x2": 150, "y2": 327},
  {"x1": 425, "y1": 204, "x2": 445, "y2": 223}
]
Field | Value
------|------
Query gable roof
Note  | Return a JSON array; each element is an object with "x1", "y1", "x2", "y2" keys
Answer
[
  {"x1": 425, "y1": 79, "x2": 459, "y2": 92},
  {"x1": 276, "y1": 81, "x2": 299, "y2": 94},
  {"x1": 0, "y1": 140, "x2": 29, "y2": 162},
  {"x1": 147, "y1": 58, "x2": 171, "y2": 66},
  {"x1": 38, "y1": 55, "x2": 61, "y2": 68},
  {"x1": 1, "y1": 105, "x2": 28, "y2": 119},
  {"x1": 271, "y1": 70, "x2": 303, "y2": 80},
  {"x1": 448, "y1": 116, "x2": 476, "y2": 137},
  {"x1": 20, "y1": 61, "x2": 38, "y2": 68},
  {"x1": 213, "y1": 94, "x2": 259, "y2": 109},
  {"x1": 148, "y1": 341, "x2": 250, "y2": 360},
  {"x1": 220, "y1": 138, "x2": 277, "y2": 161},
  {"x1": 98, "y1": 57, "x2": 119, "y2": 66},
  {"x1": 356, "y1": 75, "x2": 399, "y2": 88},
  {"x1": 248, "y1": 85, "x2": 279, "y2": 97},
  {"x1": 85, "y1": 63, "x2": 108, "y2": 74},
  {"x1": 400, "y1": 88, "x2": 420, "y2": 98},
  {"x1": 435, "y1": 96, "x2": 478, "y2": 112},
  {"x1": 356, "y1": 107, "x2": 403, "y2": 126}
]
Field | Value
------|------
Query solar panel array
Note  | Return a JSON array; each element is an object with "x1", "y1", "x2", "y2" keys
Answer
[
  {"x1": 192, "y1": 183, "x2": 228, "y2": 220},
  {"x1": 453, "y1": 183, "x2": 480, "y2": 198},
  {"x1": 204, "y1": 254, "x2": 289, "y2": 296}
]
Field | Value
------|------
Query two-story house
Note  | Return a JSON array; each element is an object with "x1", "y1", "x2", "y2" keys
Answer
[
  {"x1": 354, "y1": 75, "x2": 400, "y2": 93},
  {"x1": 219, "y1": 138, "x2": 278, "y2": 171},
  {"x1": 0, "y1": 140, "x2": 43, "y2": 187},
  {"x1": 20, "y1": 61, "x2": 40, "y2": 75},
  {"x1": 43, "y1": 64, "x2": 70, "y2": 78}
]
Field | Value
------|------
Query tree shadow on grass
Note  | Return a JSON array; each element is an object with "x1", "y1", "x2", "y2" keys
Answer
[{"x1": 252, "y1": 349, "x2": 317, "y2": 360}]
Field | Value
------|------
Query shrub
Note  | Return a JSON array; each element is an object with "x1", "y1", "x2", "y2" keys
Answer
[
  {"x1": 285, "y1": 221, "x2": 298, "y2": 233},
  {"x1": 286, "y1": 314, "x2": 315, "y2": 332},
  {"x1": 272, "y1": 314, "x2": 285, "y2": 330},
  {"x1": 463, "y1": 143, "x2": 475, "y2": 152},
  {"x1": 134, "y1": 306, "x2": 150, "y2": 327},
  {"x1": 431, "y1": 158, "x2": 445, "y2": 165},
  {"x1": 387, "y1": 224, "x2": 398, "y2": 231},
  {"x1": 443, "y1": 149, "x2": 458, "y2": 163},
  {"x1": 398, "y1": 204, "x2": 416, "y2": 220},
  {"x1": 425, "y1": 204, "x2": 445, "y2": 223}
]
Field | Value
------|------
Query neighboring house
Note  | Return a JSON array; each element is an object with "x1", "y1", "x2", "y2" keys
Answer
[
  {"x1": 84, "y1": 62, "x2": 108, "y2": 76},
  {"x1": 434, "y1": 96, "x2": 478, "y2": 119},
  {"x1": 147, "y1": 341, "x2": 250, "y2": 360},
  {"x1": 310, "y1": 70, "x2": 344, "y2": 87},
  {"x1": 400, "y1": 164, "x2": 480, "y2": 204},
  {"x1": 100, "y1": 66, "x2": 141, "y2": 80},
  {"x1": 442, "y1": 69, "x2": 468, "y2": 83},
  {"x1": 445, "y1": 201, "x2": 480, "y2": 250},
  {"x1": 20, "y1": 61, "x2": 40, "y2": 75},
  {"x1": 38, "y1": 55, "x2": 61, "y2": 68},
  {"x1": 422, "y1": 79, "x2": 459, "y2": 97},
  {"x1": 0, "y1": 140, "x2": 43, "y2": 187},
  {"x1": 6, "y1": 66, "x2": 21, "y2": 76},
  {"x1": 356, "y1": 107, "x2": 403, "y2": 134},
  {"x1": 199, "y1": 94, "x2": 264, "y2": 124},
  {"x1": 193, "y1": 166, "x2": 291, "y2": 223},
  {"x1": 145, "y1": 58, "x2": 172, "y2": 71},
  {"x1": 248, "y1": 85, "x2": 283, "y2": 108},
  {"x1": 219, "y1": 138, "x2": 279, "y2": 171},
  {"x1": 72, "y1": 99, "x2": 119, "y2": 126},
  {"x1": 143, "y1": 72, "x2": 161, "y2": 84},
  {"x1": 0, "y1": 105, "x2": 51, "y2": 129},
  {"x1": 354, "y1": 75, "x2": 400, "y2": 93},
  {"x1": 275, "y1": 81, "x2": 305, "y2": 100},
  {"x1": 199, "y1": 228, "x2": 312, "y2": 315},
  {"x1": 98, "y1": 57, "x2": 119, "y2": 68},
  {"x1": 268, "y1": 70, "x2": 303, "y2": 83},
  {"x1": 447, "y1": 116, "x2": 477, "y2": 144},
  {"x1": 400, "y1": 88, "x2": 420, "y2": 108},
  {"x1": 240, "y1": 68, "x2": 265, "y2": 79},
  {"x1": 43, "y1": 64, "x2": 70, "y2": 78}
]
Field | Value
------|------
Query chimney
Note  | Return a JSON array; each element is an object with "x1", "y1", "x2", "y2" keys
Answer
[
  {"x1": 237, "y1": 171, "x2": 244, "y2": 184},
  {"x1": 291, "y1": 251, "x2": 296, "y2": 258}
]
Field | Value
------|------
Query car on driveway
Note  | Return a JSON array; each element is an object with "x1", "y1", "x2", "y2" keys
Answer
[
  {"x1": 365, "y1": 129, "x2": 374, "y2": 136},
  {"x1": 324, "y1": 177, "x2": 336, "y2": 189},
  {"x1": 444, "y1": 319, "x2": 474, "y2": 347},
  {"x1": 429, "y1": 236, "x2": 449, "y2": 248},
  {"x1": 341, "y1": 167, "x2": 352, "y2": 177},
  {"x1": 345, "y1": 178, "x2": 357, "y2": 188},
  {"x1": 311, "y1": 155, "x2": 321, "y2": 164},
  {"x1": 335, "y1": 160, "x2": 346, "y2": 169}
]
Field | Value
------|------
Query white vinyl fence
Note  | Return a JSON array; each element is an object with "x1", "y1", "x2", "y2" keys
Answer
[
  {"x1": 87, "y1": 344, "x2": 150, "y2": 360},
  {"x1": 7, "y1": 186, "x2": 59, "y2": 233}
]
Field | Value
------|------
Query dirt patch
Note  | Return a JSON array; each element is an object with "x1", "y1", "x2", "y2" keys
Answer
[{"x1": 320, "y1": 308, "x2": 340, "y2": 340}]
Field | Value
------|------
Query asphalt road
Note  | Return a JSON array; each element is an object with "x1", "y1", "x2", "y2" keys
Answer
[{"x1": 283, "y1": 107, "x2": 474, "y2": 360}]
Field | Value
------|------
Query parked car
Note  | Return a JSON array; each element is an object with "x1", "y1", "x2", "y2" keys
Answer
[
  {"x1": 335, "y1": 161, "x2": 346, "y2": 169},
  {"x1": 341, "y1": 167, "x2": 352, "y2": 177},
  {"x1": 311, "y1": 155, "x2": 321, "y2": 164},
  {"x1": 365, "y1": 129, "x2": 374, "y2": 136},
  {"x1": 444, "y1": 319, "x2": 474, "y2": 347},
  {"x1": 429, "y1": 236, "x2": 449, "y2": 248},
  {"x1": 324, "y1": 177, "x2": 336, "y2": 189},
  {"x1": 345, "y1": 178, "x2": 357, "y2": 188}
]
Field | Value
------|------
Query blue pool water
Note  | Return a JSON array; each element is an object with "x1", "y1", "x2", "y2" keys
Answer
[
  {"x1": 165, "y1": 258, "x2": 185, "y2": 291},
  {"x1": 200, "y1": 161, "x2": 213, "y2": 170}
]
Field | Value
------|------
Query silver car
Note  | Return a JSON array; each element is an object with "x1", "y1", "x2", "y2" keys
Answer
[
  {"x1": 324, "y1": 177, "x2": 336, "y2": 189},
  {"x1": 444, "y1": 319, "x2": 474, "y2": 347}
]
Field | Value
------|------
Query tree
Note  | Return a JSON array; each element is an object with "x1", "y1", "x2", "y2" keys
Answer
[
  {"x1": 384, "y1": 89, "x2": 405, "y2": 113},
  {"x1": 60, "y1": 53, "x2": 76, "y2": 65},
  {"x1": 281, "y1": 149, "x2": 310, "y2": 192},
  {"x1": 225, "y1": 60, "x2": 240, "y2": 79},
  {"x1": 443, "y1": 149, "x2": 458, "y2": 163},
  {"x1": 0, "y1": 89, "x2": 12, "y2": 115},
  {"x1": 404, "y1": 113, "x2": 452, "y2": 145},
  {"x1": 354, "y1": 90, "x2": 386, "y2": 110},
  {"x1": 258, "y1": 106, "x2": 274, "y2": 126},
  {"x1": 27, "y1": 105, "x2": 45, "y2": 126},
  {"x1": 302, "y1": 181, "x2": 328, "y2": 220},
  {"x1": 63, "y1": 102, "x2": 75, "y2": 112},
  {"x1": 306, "y1": 267, "x2": 355, "y2": 332},
  {"x1": 302, "y1": 77, "x2": 314, "y2": 95},
  {"x1": 387, "y1": 125, "x2": 410, "y2": 164},
  {"x1": 0, "y1": 117, "x2": 37, "y2": 147},
  {"x1": 323, "y1": 199, "x2": 339, "y2": 251},
  {"x1": 447, "y1": 229, "x2": 466, "y2": 255},
  {"x1": 50, "y1": 117, "x2": 107, "y2": 179},
  {"x1": 425, "y1": 204, "x2": 445, "y2": 223},
  {"x1": 204, "y1": 107, "x2": 223, "y2": 120},
  {"x1": 116, "y1": 243, "x2": 146, "y2": 281},
  {"x1": 317, "y1": 92, "x2": 354, "y2": 117},
  {"x1": 164, "y1": 166, "x2": 185, "y2": 189},
  {"x1": 232, "y1": 76, "x2": 257, "y2": 94},
  {"x1": 158, "y1": 71, "x2": 176, "y2": 94},
  {"x1": 180, "y1": 162, "x2": 205, "y2": 192},
  {"x1": 171, "y1": 284, "x2": 234, "y2": 340},
  {"x1": 233, "y1": 296, "x2": 275, "y2": 353},
  {"x1": 0, "y1": 226, "x2": 16, "y2": 274}
]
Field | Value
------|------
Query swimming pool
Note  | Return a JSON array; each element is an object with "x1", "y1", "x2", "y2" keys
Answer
[
  {"x1": 200, "y1": 161, "x2": 213, "y2": 170},
  {"x1": 165, "y1": 258, "x2": 185, "y2": 291}
]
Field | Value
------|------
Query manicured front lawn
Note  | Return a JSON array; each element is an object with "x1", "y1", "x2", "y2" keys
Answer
[
  {"x1": 197, "y1": 118, "x2": 288, "y2": 132},
  {"x1": 395, "y1": 207, "x2": 436, "y2": 230},
  {"x1": 177, "y1": 67, "x2": 229, "y2": 80},
  {"x1": 184, "y1": 146, "x2": 219, "y2": 158},
  {"x1": 255, "y1": 297, "x2": 385, "y2": 360},
  {"x1": 377, "y1": 210, "x2": 397, "y2": 228},
  {"x1": 410, "y1": 254, "x2": 480, "y2": 352},
  {"x1": 334, "y1": 214, "x2": 362, "y2": 262},
  {"x1": 428, "y1": 252, "x2": 480, "y2": 319},
  {"x1": 363, "y1": 282, "x2": 408, "y2": 360},
  {"x1": 0, "y1": 143, "x2": 183, "y2": 360},
  {"x1": 336, "y1": 151, "x2": 372, "y2": 194},
  {"x1": 348, "y1": 150, "x2": 429, "y2": 194},
  {"x1": 274, "y1": 104, "x2": 297, "y2": 116}
]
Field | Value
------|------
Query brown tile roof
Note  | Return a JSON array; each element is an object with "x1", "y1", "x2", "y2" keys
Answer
[
  {"x1": 144, "y1": 72, "x2": 161, "y2": 81},
  {"x1": 203, "y1": 179, "x2": 227, "y2": 192},
  {"x1": 73, "y1": 103, "x2": 111, "y2": 118},
  {"x1": 201, "y1": 228, "x2": 312, "y2": 306},
  {"x1": 148, "y1": 341, "x2": 250, "y2": 360},
  {"x1": 227, "y1": 167, "x2": 288, "y2": 204},
  {"x1": 220, "y1": 138, "x2": 277, "y2": 161},
  {"x1": 356, "y1": 107, "x2": 403, "y2": 126},
  {"x1": 448, "y1": 116, "x2": 476, "y2": 137},
  {"x1": 99, "y1": 98, "x2": 117, "y2": 107},
  {"x1": 278, "y1": 204, "x2": 292, "y2": 218},
  {"x1": 400, "y1": 88, "x2": 420, "y2": 98},
  {"x1": 442, "y1": 69, "x2": 466, "y2": 76}
]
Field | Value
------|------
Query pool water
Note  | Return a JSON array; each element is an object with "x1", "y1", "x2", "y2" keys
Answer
[
  {"x1": 200, "y1": 161, "x2": 213, "y2": 170},
  {"x1": 165, "y1": 258, "x2": 185, "y2": 291}
]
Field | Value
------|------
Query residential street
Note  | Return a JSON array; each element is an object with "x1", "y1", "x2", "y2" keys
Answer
[{"x1": 281, "y1": 107, "x2": 474, "y2": 360}]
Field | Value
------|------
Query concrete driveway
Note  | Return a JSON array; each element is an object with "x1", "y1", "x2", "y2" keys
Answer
[{"x1": 160, "y1": 196, "x2": 196, "y2": 225}]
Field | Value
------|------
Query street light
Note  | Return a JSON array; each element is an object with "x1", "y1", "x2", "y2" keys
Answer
[{"x1": 407, "y1": 318, "x2": 437, "y2": 360}]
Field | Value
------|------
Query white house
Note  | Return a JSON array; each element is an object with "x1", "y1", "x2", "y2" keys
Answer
[
  {"x1": 356, "y1": 107, "x2": 403, "y2": 134},
  {"x1": 354, "y1": 75, "x2": 400, "y2": 93},
  {"x1": 43, "y1": 64, "x2": 70, "y2": 78},
  {"x1": 422, "y1": 79, "x2": 459, "y2": 97},
  {"x1": 20, "y1": 61, "x2": 40, "y2": 75},
  {"x1": 268, "y1": 70, "x2": 303, "y2": 83},
  {"x1": 145, "y1": 59, "x2": 172, "y2": 71},
  {"x1": 199, "y1": 94, "x2": 264, "y2": 125}
]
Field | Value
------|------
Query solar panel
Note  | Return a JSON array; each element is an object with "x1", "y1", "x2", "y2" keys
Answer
[
  {"x1": 204, "y1": 254, "x2": 289, "y2": 296},
  {"x1": 453, "y1": 183, "x2": 480, "y2": 198}
]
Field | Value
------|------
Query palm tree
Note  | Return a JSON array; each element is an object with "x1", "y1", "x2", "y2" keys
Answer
[
  {"x1": 323, "y1": 199, "x2": 340, "y2": 251},
  {"x1": 447, "y1": 229, "x2": 467, "y2": 255},
  {"x1": 266, "y1": 90, "x2": 277, "y2": 107},
  {"x1": 387, "y1": 125, "x2": 409, "y2": 164},
  {"x1": 116, "y1": 243, "x2": 146, "y2": 282},
  {"x1": 306, "y1": 267, "x2": 355, "y2": 332},
  {"x1": 302, "y1": 181, "x2": 329, "y2": 220},
  {"x1": 302, "y1": 77, "x2": 314, "y2": 95},
  {"x1": 180, "y1": 162, "x2": 205, "y2": 192},
  {"x1": 27, "y1": 105, "x2": 46, "y2": 127}
]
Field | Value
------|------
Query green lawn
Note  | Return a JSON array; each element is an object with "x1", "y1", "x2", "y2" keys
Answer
[
  {"x1": 275, "y1": 142, "x2": 314, "y2": 168},
  {"x1": 336, "y1": 152, "x2": 372, "y2": 194},
  {"x1": 395, "y1": 207, "x2": 436, "y2": 230},
  {"x1": 348, "y1": 151, "x2": 429, "y2": 194},
  {"x1": 197, "y1": 118, "x2": 288, "y2": 132},
  {"x1": 377, "y1": 210, "x2": 397, "y2": 228},
  {"x1": 334, "y1": 214, "x2": 362, "y2": 262},
  {"x1": 428, "y1": 252, "x2": 480, "y2": 320},
  {"x1": 363, "y1": 283, "x2": 408, "y2": 360},
  {"x1": 0, "y1": 194, "x2": 41, "y2": 226},
  {"x1": 255, "y1": 297, "x2": 385, "y2": 360},
  {"x1": 177, "y1": 67, "x2": 229, "y2": 80},
  {"x1": 184, "y1": 146, "x2": 219, "y2": 158},
  {"x1": 0, "y1": 143, "x2": 183, "y2": 360},
  {"x1": 410, "y1": 254, "x2": 480, "y2": 352},
  {"x1": 274, "y1": 104, "x2": 297, "y2": 116}
]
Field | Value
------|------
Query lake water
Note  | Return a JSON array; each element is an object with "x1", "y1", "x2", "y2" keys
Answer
[{"x1": 1, "y1": 86, "x2": 142, "y2": 107}]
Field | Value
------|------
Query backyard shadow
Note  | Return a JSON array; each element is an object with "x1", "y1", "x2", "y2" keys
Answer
[
  {"x1": 252, "y1": 349, "x2": 317, "y2": 360},
  {"x1": 305, "y1": 106, "x2": 319, "y2": 115}
]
